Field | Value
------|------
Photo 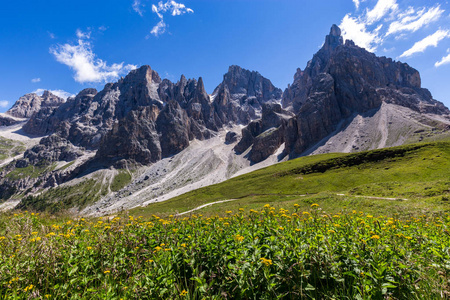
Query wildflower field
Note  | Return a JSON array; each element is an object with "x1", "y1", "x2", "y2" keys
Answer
[{"x1": 1, "y1": 204, "x2": 449, "y2": 299}]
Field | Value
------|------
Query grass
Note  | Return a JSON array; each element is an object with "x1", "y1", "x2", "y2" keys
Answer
[
  {"x1": 130, "y1": 141, "x2": 450, "y2": 218},
  {"x1": 17, "y1": 179, "x2": 107, "y2": 213},
  {"x1": 0, "y1": 207, "x2": 449, "y2": 299},
  {"x1": 0, "y1": 137, "x2": 25, "y2": 161},
  {"x1": 110, "y1": 170, "x2": 132, "y2": 192},
  {"x1": 5, "y1": 163, "x2": 56, "y2": 180}
]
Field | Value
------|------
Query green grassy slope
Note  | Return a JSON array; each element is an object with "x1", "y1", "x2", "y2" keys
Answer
[{"x1": 131, "y1": 141, "x2": 450, "y2": 217}]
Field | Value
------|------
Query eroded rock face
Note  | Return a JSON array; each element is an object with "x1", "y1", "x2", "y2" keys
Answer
[
  {"x1": 156, "y1": 101, "x2": 191, "y2": 158},
  {"x1": 225, "y1": 131, "x2": 239, "y2": 144},
  {"x1": 212, "y1": 65, "x2": 283, "y2": 125},
  {"x1": 95, "y1": 106, "x2": 161, "y2": 166},
  {"x1": 0, "y1": 114, "x2": 20, "y2": 126},
  {"x1": 7, "y1": 91, "x2": 65, "y2": 118},
  {"x1": 23, "y1": 134, "x2": 84, "y2": 165},
  {"x1": 234, "y1": 103, "x2": 293, "y2": 162}
]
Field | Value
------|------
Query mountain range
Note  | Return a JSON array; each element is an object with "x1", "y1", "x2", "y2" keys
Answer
[{"x1": 0, "y1": 25, "x2": 449, "y2": 214}]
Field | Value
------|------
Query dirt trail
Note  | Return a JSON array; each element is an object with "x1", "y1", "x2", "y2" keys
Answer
[
  {"x1": 173, "y1": 193, "x2": 407, "y2": 216},
  {"x1": 175, "y1": 199, "x2": 238, "y2": 216}
]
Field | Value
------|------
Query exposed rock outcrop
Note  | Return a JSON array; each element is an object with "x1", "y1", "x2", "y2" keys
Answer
[
  {"x1": 23, "y1": 134, "x2": 84, "y2": 165},
  {"x1": 7, "y1": 91, "x2": 65, "y2": 118},
  {"x1": 95, "y1": 106, "x2": 161, "y2": 166},
  {"x1": 235, "y1": 103, "x2": 293, "y2": 162},
  {"x1": 0, "y1": 114, "x2": 21, "y2": 126},
  {"x1": 212, "y1": 65, "x2": 283, "y2": 125}
]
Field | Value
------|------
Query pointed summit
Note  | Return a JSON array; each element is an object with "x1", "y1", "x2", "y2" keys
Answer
[{"x1": 323, "y1": 24, "x2": 343, "y2": 53}]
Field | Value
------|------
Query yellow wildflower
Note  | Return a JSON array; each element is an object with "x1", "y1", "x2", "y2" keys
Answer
[{"x1": 260, "y1": 257, "x2": 273, "y2": 266}]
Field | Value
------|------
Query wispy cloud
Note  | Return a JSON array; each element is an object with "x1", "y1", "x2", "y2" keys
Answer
[
  {"x1": 435, "y1": 49, "x2": 450, "y2": 67},
  {"x1": 340, "y1": 0, "x2": 398, "y2": 52},
  {"x1": 149, "y1": 0, "x2": 194, "y2": 37},
  {"x1": 340, "y1": 0, "x2": 448, "y2": 57},
  {"x1": 400, "y1": 29, "x2": 450, "y2": 58},
  {"x1": 133, "y1": 0, "x2": 144, "y2": 16},
  {"x1": 150, "y1": 20, "x2": 167, "y2": 37},
  {"x1": 31, "y1": 78, "x2": 41, "y2": 83},
  {"x1": 340, "y1": 14, "x2": 383, "y2": 52},
  {"x1": 48, "y1": 31, "x2": 56, "y2": 39},
  {"x1": 0, "y1": 101, "x2": 9, "y2": 108},
  {"x1": 33, "y1": 89, "x2": 75, "y2": 100},
  {"x1": 365, "y1": 0, "x2": 398, "y2": 25},
  {"x1": 386, "y1": 5, "x2": 444, "y2": 36},
  {"x1": 352, "y1": 0, "x2": 364, "y2": 10},
  {"x1": 50, "y1": 30, "x2": 137, "y2": 83},
  {"x1": 76, "y1": 29, "x2": 91, "y2": 40}
]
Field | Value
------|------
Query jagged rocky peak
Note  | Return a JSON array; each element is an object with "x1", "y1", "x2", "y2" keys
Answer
[
  {"x1": 120, "y1": 65, "x2": 161, "y2": 85},
  {"x1": 283, "y1": 24, "x2": 448, "y2": 115},
  {"x1": 323, "y1": 24, "x2": 344, "y2": 53},
  {"x1": 241, "y1": 24, "x2": 450, "y2": 164},
  {"x1": 6, "y1": 90, "x2": 65, "y2": 118},
  {"x1": 212, "y1": 65, "x2": 283, "y2": 125},
  {"x1": 218, "y1": 65, "x2": 282, "y2": 101}
]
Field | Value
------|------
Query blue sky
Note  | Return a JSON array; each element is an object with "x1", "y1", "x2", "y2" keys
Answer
[{"x1": 1, "y1": 0, "x2": 450, "y2": 112}]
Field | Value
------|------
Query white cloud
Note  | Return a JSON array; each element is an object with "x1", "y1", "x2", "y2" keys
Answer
[
  {"x1": 386, "y1": 5, "x2": 444, "y2": 36},
  {"x1": 48, "y1": 31, "x2": 56, "y2": 39},
  {"x1": 152, "y1": 0, "x2": 193, "y2": 17},
  {"x1": 340, "y1": 0, "x2": 449, "y2": 58},
  {"x1": 149, "y1": 1, "x2": 193, "y2": 37},
  {"x1": 98, "y1": 26, "x2": 108, "y2": 32},
  {"x1": 435, "y1": 49, "x2": 450, "y2": 67},
  {"x1": 150, "y1": 20, "x2": 167, "y2": 37},
  {"x1": 50, "y1": 32, "x2": 137, "y2": 83},
  {"x1": 400, "y1": 29, "x2": 450, "y2": 58},
  {"x1": 340, "y1": 14, "x2": 383, "y2": 52},
  {"x1": 0, "y1": 101, "x2": 9, "y2": 108},
  {"x1": 76, "y1": 29, "x2": 91, "y2": 40},
  {"x1": 365, "y1": 0, "x2": 398, "y2": 25},
  {"x1": 31, "y1": 78, "x2": 41, "y2": 83},
  {"x1": 133, "y1": 0, "x2": 144, "y2": 16},
  {"x1": 33, "y1": 89, "x2": 75, "y2": 100},
  {"x1": 353, "y1": 0, "x2": 361, "y2": 10}
]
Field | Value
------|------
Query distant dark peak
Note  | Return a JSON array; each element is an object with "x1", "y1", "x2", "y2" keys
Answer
[
  {"x1": 77, "y1": 88, "x2": 98, "y2": 97},
  {"x1": 197, "y1": 77, "x2": 205, "y2": 91},
  {"x1": 228, "y1": 65, "x2": 243, "y2": 73},
  {"x1": 345, "y1": 40, "x2": 356, "y2": 47},
  {"x1": 123, "y1": 65, "x2": 162, "y2": 85},
  {"x1": 179, "y1": 74, "x2": 187, "y2": 84},
  {"x1": 323, "y1": 24, "x2": 343, "y2": 52},
  {"x1": 41, "y1": 90, "x2": 53, "y2": 98},
  {"x1": 330, "y1": 24, "x2": 341, "y2": 37},
  {"x1": 294, "y1": 68, "x2": 303, "y2": 81}
]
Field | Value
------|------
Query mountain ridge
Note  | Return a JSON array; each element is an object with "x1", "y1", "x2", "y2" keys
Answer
[{"x1": 0, "y1": 24, "x2": 449, "y2": 214}]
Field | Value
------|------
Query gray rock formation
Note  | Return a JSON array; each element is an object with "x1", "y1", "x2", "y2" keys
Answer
[
  {"x1": 212, "y1": 65, "x2": 283, "y2": 125},
  {"x1": 7, "y1": 91, "x2": 65, "y2": 118},
  {"x1": 0, "y1": 114, "x2": 20, "y2": 126},
  {"x1": 23, "y1": 134, "x2": 84, "y2": 165},
  {"x1": 234, "y1": 103, "x2": 293, "y2": 162},
  {"x1": 95, "y1": 106, "x2": 161, "y2": 166}
]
